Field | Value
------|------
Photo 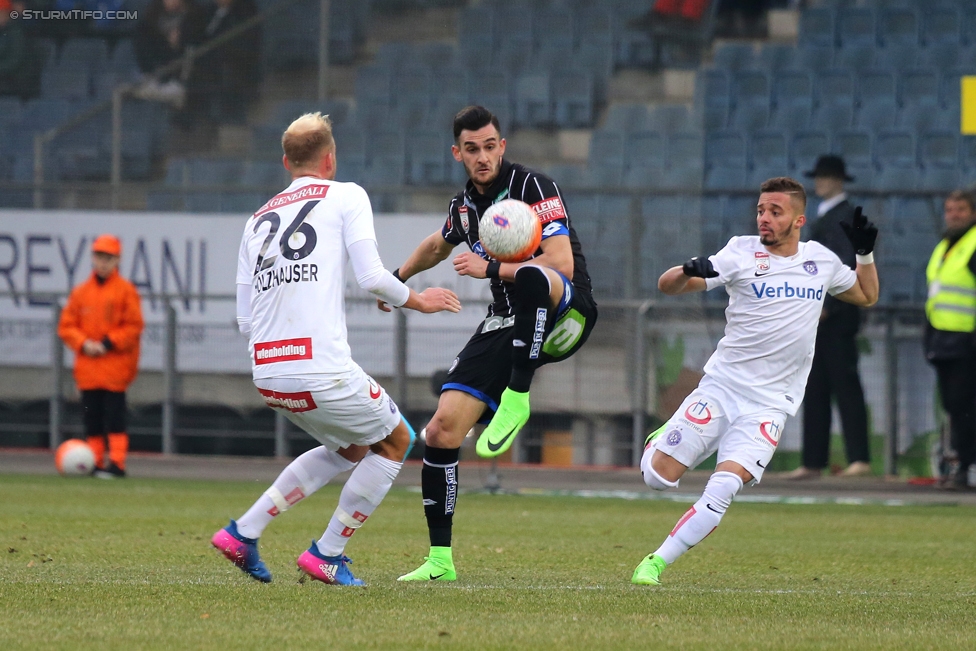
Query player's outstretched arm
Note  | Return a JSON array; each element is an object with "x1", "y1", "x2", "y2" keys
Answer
[
  {"x1": 402, "y1": 287, "x2": 462, "y2": 314},
  {"x1": 835, "y1": 206, "x2": 880, "y2": 307},
  {"x1": 658, "y1": 257, "x2": 714, "y2": 295},
  {"x1": 398, "y1": 230, "x2": 456, "y2": 281}
]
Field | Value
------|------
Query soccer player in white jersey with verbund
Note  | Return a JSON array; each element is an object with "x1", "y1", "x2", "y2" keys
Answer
[
  {"x1": 211, "y1": 113, "x2": 461, "y2": 586},
  {"x1": 632, "y1": 176, "x2": 880, "y2": 586}
]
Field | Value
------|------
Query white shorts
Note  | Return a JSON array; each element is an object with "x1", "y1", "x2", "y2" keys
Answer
[
  {"x1": 254, "y1": 365, "x2": 401, "y2": 452},
  {"x1": 652, "y1": 376, "x2": 786, "y2": 483}
]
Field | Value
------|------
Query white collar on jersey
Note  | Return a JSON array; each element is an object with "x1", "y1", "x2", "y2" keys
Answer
[{"x1": 816, "y1": 192, "x2": 847, "y2": 217}]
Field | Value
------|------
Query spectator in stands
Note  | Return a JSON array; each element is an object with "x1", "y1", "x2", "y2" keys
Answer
[
  {"x1": 924, "y1": 190, "x2": 976, "y2": 490},
  {"x1": 58, "y1": 235, "x2": 144, "y2": 479},
  {"x1": 0, "y1": 0, "x2": 33, "y2": 98},
  {"x1": 786, "y1": 155, "x2": 871, "y2": 480},
  {"x1": 133, "y1": 0, "x2": 206, "y2": 109},
  {"x1": 193, "y1": 0, "x2": 260, "y2": 124}
]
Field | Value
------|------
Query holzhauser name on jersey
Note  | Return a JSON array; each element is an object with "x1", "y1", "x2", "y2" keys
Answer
[{"x1": 254, "y1": 262, "x2": 319, "y2": 293}]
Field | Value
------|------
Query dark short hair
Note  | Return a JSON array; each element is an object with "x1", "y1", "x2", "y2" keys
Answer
[
  {"x1": 760, "y1": 176, "x2": 807, "y2": 212},
  {"x1": 946, "y1": 189, "x2": 976, "y2": 212},
  {"x1": 453, "y1": 106, "x2": 501, "y2": 142}
]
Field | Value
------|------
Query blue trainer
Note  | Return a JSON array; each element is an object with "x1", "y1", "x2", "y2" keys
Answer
[
  {"x1": 211, "y1": 519, "x2": 272, "y2": 583},
  {"x1": 296, "y1": 542, "x2": 365, "y2": 586}
]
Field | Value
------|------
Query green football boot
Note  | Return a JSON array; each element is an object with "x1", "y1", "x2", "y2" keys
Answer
[
  {"x1": 644, "y1": 424, "x2": 668, "y2": 450},
  {"x1": 631, "y1": 554, "x2": 667, "y2": 585},
  {"x1": 477, "y1": 388, "x2": 530, "y2": 458},
  {"x1": 397, "y1": 547, "x2": 456, "y2": 582}
]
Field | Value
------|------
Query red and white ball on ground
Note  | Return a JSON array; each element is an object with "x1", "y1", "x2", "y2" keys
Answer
[
  {"x1": 55, "y1": 439, "x2": 96, "y2": 476},
  {"x1": 479, "y1": 199, "x2": 543, "y2": 263}
]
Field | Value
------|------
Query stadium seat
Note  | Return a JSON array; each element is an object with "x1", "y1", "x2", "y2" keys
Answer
[
  {"x1": 834, "y1": 45, "x2": 876, "y2": 71},
  {"x1": 919, "y1": 42, "x2": 963, "y2": 69},
  {"x1": 603, "y1": 103, "x2": 649, "y2": 134},
  {"x1": 918, "y1": 130, "x2": 960, "y2": 191},
  {"x1": 789, "y1": 129, "x2": 830, "y2": 177},
  {"x1": 700, "y1": 195, "x2": 725, "y2": 257},
  {"x1": 799, "y1": 8, "x2": 836, "y2": 48},
  {"x1": 921, "y1": 6, "x2": 962, "y2": 45},
  {"x1": 355, "y1": 65, "x2": 394, "y2": 113},
  {"x1": 587, "y1": 130, "x2": 626, "y2": 187},
  {"x1": 513, "y1": 72, "x2": 552, "y2": 127},
  {"x1": 333, "y1": 127, "x2": 367, "y2": 183},
  {"x1": 711, "y1": 43, "x2": 755, "y2": 71},
  {"x1": 878, "y1": 7, "x2": 919, "y2": 47},
  {"x1": 794, "y1": 44, "x2": 835, "y2": 72},
  {"x1": 61, "y1": 38, "x2": 110, "y2": 70},
  {"x1": 468, "y1": 70, "x2": 511, "y2": 131},
  {"x1": 897, "y1": 68, "x2": 942, "y2": 129},
  {"x1": 748, "y1": 129, "x2": 788, "y2": 187},
  {"x1": 363, "y1": 130, "x2": 406, "y2": 187},
  {"x1": 729, "y1": 70, "x2": 770, "y2": 131},
  {"x1": 939, "y1": 68, "x2": 968, "y2": 111},
  {"x1": 645, "y1": 105, "x2": 691, "y2": 134},
  {"x1": 771, "y1": 69, "x2": 813, "y2": 131},
  {"x1": 544, "y1": 163, "x2": 586, "y2": 190},
  {"x1": 694, "y1": 69, "x2": 730, "y2": 131},
  {"x1": 874, "y1": 130, "x2": 917, "y2": 191},
  {"x1": 722, "y1": 195, "x2": 758, "y2": 243},
  {"x1": 856, "y1": 69, "x2": 898, "y2": 130},
  {"x1": 623, "y1": 130, "x2": 665, "y2": 190},
  {"x1": 240, "y1": 160, "x2": 287, "y2": 189},
  {"x1": 705, "y1": 130, "x2": 747, "y2": 190},
  {"x1": 533, "y1": 7, "x2": 574, "y2": 69},
  {"x1": 187, "y1": 159, "x2": 243, "y2": 187},
  {"x1": 406, "y1": 129, "x2": 449, "y2": 186},
  {"x1": 552, "y1": 70, "x2": 594, "y2": 128},
  {"x1": 757, "y1": 44, "x2": 796, "y2": 71},
  {"x1": 838, "y1": 8, "x2": 877, "y2": 47},
  {"x1": 832, "y1": 129, "x2": 874, "y2": 190},
  {"x1": 875, "y1": 43, "x2": 919, "y2": 70},
  {"x1": 219, "y1": 192, "x2": 268, "y2": 214},
  {"x1": 961, "y1": 132, "x2": 976, "y2": 172},
  {"x1": 41, "y1": 65, "x2": 91, "y2": 100},
  {"x1": 661, "y1": 131, "x2": 704, "y2": 191},
  {"x1": 640, "y1": 196, "x2": 701, "y2": 290}
]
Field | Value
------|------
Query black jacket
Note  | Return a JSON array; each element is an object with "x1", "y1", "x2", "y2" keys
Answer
[{"x1": 809, "y1": 197, "x2": 860, "y2": 335}]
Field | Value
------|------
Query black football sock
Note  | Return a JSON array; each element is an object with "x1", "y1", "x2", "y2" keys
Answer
[
  {"x1": 509, "y1": 265, "x2": 552, "y2": 393},
  {"x1": 421, "y1": 445, "x2": 460, "y2": 548}
]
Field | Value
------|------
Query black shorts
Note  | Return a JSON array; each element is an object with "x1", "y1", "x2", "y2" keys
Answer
[
  {"x1": 442, "y1": 285, "x2": 597, "y2": 418},
  {"x1": 81, "y1": 390, "x2": 127, "y2": 436}
]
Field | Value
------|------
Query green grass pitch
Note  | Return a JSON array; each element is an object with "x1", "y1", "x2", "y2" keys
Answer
[{"x1": 2, "y1": 474, "x2": 974, "y2": 650}]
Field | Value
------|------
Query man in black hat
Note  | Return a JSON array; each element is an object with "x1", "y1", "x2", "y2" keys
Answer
[{"x1": 786, "y1": 155, "x2": 872, "y2": 479}]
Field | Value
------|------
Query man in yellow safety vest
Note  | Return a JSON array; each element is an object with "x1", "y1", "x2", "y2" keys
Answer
[{"x1": 925, "y1": 189, "x2": 976, "y2": 490}]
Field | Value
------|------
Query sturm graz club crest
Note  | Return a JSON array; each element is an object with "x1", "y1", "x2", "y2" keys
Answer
[{"x1": 802, "y1": 261, "x2": 818, "y2": 275}]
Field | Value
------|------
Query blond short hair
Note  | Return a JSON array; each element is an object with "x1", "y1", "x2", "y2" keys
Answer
[{"x1": 282, "y1": 112, "x2": 335, "y2": 168}]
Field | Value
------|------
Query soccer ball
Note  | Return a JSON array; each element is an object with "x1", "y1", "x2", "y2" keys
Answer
[
  {"x1": 479, "y1": 199, "x2": 543, "y2": 263},
  {"x1": 55, "y1": 439, "x2": 96, "y2": 476}
]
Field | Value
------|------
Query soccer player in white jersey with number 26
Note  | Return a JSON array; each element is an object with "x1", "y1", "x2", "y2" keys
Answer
[
  {"x1": 211, "y1": 113, "x2": 460, "y2": 586},
  {"x1": 632, "y1": 177, "x2": 880, "y2": 585}
]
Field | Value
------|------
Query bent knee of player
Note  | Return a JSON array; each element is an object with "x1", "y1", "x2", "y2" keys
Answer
[
  {"x1": 642, "y1": 451, "x2": 683, "y2": 490},
  {"x1": 423, "y1": 413, "x2": 468, "y2": 449},
  {"x1": 714, "y1": 460, "x2": 755, "y2": 485},
  {"x1": 371, "y1": 422, "x2": 411, "y2": 461}
]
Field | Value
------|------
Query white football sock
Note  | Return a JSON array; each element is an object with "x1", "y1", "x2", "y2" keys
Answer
[
  {"x1": 235, "y1": 446, "x2": 356, "y2": 539},
  {"x1": 316, "y1": 452, "x2": 402, "y2": 557},
  {"x1": 653, "y1": 471, "x2": 743, "y2": 565}
]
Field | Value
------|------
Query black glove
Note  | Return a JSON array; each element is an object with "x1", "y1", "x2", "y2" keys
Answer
[
  {"x1": 682, "y1": 256, "x2": 719, "y2": 278},
  {"x1": 839, "y1": 206, "x2": 879, "y2": 255}
]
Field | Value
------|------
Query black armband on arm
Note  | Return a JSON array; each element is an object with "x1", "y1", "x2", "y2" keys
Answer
[
  {"x1": 391, "y1": 268, "x2": 403, "y2": 282},
  {"x1": 486, "y1": 261, "x2": 501, "y2": 279}
]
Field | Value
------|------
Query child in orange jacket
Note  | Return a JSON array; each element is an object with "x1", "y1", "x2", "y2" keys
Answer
[{"x1": 58, "y1": 234, "x2": 144, "y2": 478}]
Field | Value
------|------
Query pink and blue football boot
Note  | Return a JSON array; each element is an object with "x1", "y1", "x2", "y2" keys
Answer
[
  {"x1": 211, "y1": 519, "x2": 272, "y2": 583},
  {"x1": 296, "y1": 542, "x2": 365, "y2": 586}
]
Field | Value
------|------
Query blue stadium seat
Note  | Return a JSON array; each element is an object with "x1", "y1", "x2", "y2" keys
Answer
[
  {"x1": 333, "y1": 127, "x2": 367, "y2": 183},
  {"x1": 694, "y1": 69, "x2": 731, "y2": 131},
  {"x1": 712, "y1": 43, "x2": 755, "y2": 71},
  {"x1": 187, "y1": 159, "x2": 243, "y2": 187},
  {"x1": 661, "y1": 131, "x2": 704, "y2": 191},
  {"x1": 789, "y1": 129, "x2": 830, "y2": 177},
  {"x1": 603, "y1": 103, "x2": 648, "y2": 134},
  {"x1": 834, "y1": 45, "x2": 876, "y2": 71},
  {"x1": 61, "y1": 38, "x2": 109, "y2": 70},
  {"x1": 730, "y1": 70, "x2": 770, "y2": 131},
  {"x1": 41, "y1": 65, "x2": 91, "y2": 100},
  {"x1": 939, "y1": 68, "x2": 967, "y2": 111},
  {"x1": 757, "y1": 44, "x2": 796, "y2": 71},
  {"x1": 363, "y1": 130, "x2": 405, "y2": 187},
  {"x1": 705, "y1": 130, "x2": 747, "y2": 190},
  {"x1": 700, "y1": 195, "x2": 726, "y2": 257},
  {"x1": 623, "y1": 130, "x2": 664, "y2": 190},
  {"x1": 416, "y1": 42, "x2": 458, "y2": 73},
  {"x1": 838, "y1": 8, "x2": 877, "y2": 47},
  {"x1": 874, "y1": 130, "x2": 917, "y2": 191},
  {"x1": 552, "y1": 70, "x2": 594, "y2": 128},
  {"x1": 406, "y1": 129, "x2": 449, "y2": 186},
  {"x1": 961, "y1": 131, "x2": 976, "y2": 173},
  {"x1": 544, "y1": 163, "x2": 586, "y2": 190},
  {"x1": 832, "y1": 129, "x2": 874, "y2": 190},
  {"x1": 794, "y1": 44, "x2": 835, "y2": 72},
  {"x1": 645, "y1": 105, "x2": 690, "y2": 134},
  {"x1": 918, "y1": 130, "x2": 960, "y2": 191},
  {"x1": 640, "y1": 196, "x2": 700, "y2": 291},
  {"x1": 356, "y1": 65, "x2": 393, "y2": 107},
  {"x1": 856, "y1": 69, "x2": 898, "y2": 130},
  {"x1": 878, "y1": 7, "x2": 919, "y2": 47},
  {"x1": 219, "y1": 192, "x2": 268, "y2": 215},
  {"x1": 513, "y1": 72, "x2": 551, "y2": 127},
  {"x1": 748, "y1": 129, "x2": 788, "y2": 187},
  {"x1": 0, "y1": 97, "x2": 22, "y2": 127},
  {"x1": 240, "y1": 161, "x2": 288, "y2": 188},
  {"x1": 771, "y1": 69, "x2": 813, "y2": 131},
  {"x1": 533, "y1": 7, "x2": 574, "y2": 69},
  {"x1": 875, "y1": 43, "x2": 919, "y2": 70},
  {"x1": 722, "y1": 195, "x2": 759, "y2": 243},
  {"x1": 587, "y1": 130, "x2": 626, "y2": 187},
  {"x1": 467, "y1": 70, "x2": 511, "y2": 131},
  {"x1": 813, "y1": 69, "x2": 855, "y2": 130},
  {"x1": 919, "y1": 42, "x2": 963, "y2": 69},
  {"x1": 897, "y1": 68, "x2": 941, "y2": 129},
  {"x1": 922, "y1": 6, "x2": 962, "y2": 45},
  {"x1": 799, "y1": 8, "x2": 836, "y2": 47}
]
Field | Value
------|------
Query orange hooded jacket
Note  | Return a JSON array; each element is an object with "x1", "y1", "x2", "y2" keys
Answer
[{"x1": 58, "y1": 270, "x2": 144, "y2": 392}]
